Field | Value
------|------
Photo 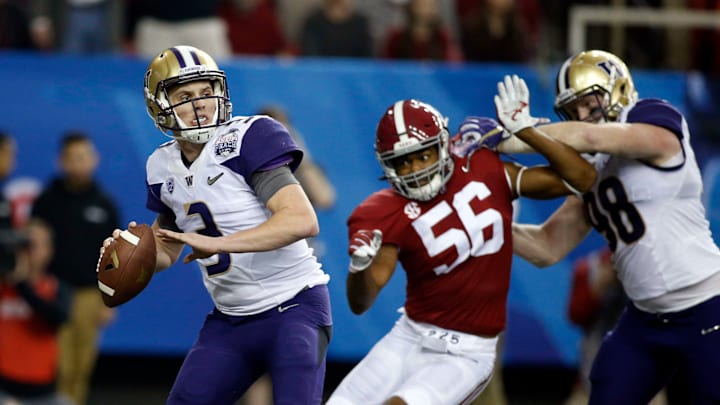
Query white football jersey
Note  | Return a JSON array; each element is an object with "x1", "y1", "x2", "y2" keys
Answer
[
  {"x1": 145, "y1": 115, "x2": 329, "y2": 315},
  {"x1": 584, "y1": 99, "x2": 720, "y2": 302}
]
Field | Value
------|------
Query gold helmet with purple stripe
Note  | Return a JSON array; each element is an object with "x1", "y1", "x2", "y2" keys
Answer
[
  {"x1": 144, "y1": 45, "x2": 232, "y2": 143},
  {"x1": 555, "y1": 50, "x2": 637, "y2": 122}
]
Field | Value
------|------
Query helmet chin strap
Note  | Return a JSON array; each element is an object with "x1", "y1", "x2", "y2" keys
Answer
[{"x1": 406, "y1": 173, "x2": 443, "y2": 201}]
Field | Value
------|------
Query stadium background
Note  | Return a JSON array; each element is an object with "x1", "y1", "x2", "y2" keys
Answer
[{"x1": 1, "y1": 52, "x2": 718, "y2": 403}]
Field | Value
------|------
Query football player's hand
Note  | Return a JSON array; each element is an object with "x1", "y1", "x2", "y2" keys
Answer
[
  {"x1": 156, "y1": 229, "x2": 216, "y2": 263},
  {"x1": 99, "y1": 221, "x2": 138, "y2": 258},
  {"x1": 452, "y1": 116, "x2": 510, "y2": 156},
  {"x1": 494, "y1": 75, "x2": 548, "y2": 134},
  {"x1": 348, "y1": 229, "x2": 383, "y2": 273}
]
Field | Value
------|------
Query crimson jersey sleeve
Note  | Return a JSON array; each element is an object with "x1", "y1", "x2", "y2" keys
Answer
[{"x1": 347, "y1": 149, "x2": 515, "y2": 336}]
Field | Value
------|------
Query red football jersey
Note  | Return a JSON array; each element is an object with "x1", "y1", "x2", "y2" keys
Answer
[{"x1": 348, "y1": 149, "x2": 514, "y2": 336}]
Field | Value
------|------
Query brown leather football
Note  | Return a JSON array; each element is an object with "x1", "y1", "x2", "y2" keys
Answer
[{"x1": 96, "y1": 224, "x2": 156, "y2": 307}]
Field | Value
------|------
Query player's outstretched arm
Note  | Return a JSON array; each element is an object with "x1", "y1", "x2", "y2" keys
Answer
[
  {"x1": 229, "y1": 183, "x2": 318, "y2": 250},
  {"x1": 536, "y1": 120, "x2": 681, "y2": 165},
  {"x1": 156, "y1": 183, "x2": 318, "y2": 263},
  {"x1": 495, "y1": 75, "x2": 596, "y2": 196}
]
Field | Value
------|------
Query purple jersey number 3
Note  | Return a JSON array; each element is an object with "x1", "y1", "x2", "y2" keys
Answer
[{"x1": 187, "y1": 202, "x2": 231, "y2": 275}]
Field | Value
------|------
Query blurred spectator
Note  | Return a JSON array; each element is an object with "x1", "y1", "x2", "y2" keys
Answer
[
  {"x1": 274, "y1": 0, "x2": 320, "y2": 50},
  {"x1": 0, "y1": 132, "x2": 17, "y2": 272},
  {"x1": 689, "y1": 0, "x2": 720, "y2": 76},
  {"x1": 381, "y1": 0, "x2": 462, "y2": 62},
  {"x1": 31, "y1": 132, "x2": 120, "y2": 405},
  {"x1": 357, "y1": 0, "x2": 460, "y2": 59},
  {"x1": 217, "y1": 0, "x2": 295, "y2": 56},
  {"x1": 300, "y1": 0, "x2": 373, "y2": 58},
  {"x1": 258, "y1": 105, "x2": 336, "y2": 210},
  {"x1": 457, "y1": 0, "x2": 532, "y2": 63},
  {"x1": 278, "y1": 0, "x2": 461, "y2": 57},
  {"x1": 565, "y1": 247, "x2": 619, "y2": 405},
  {"x1": 124, "y1": 0, "x2": 231, "y2": 59},
  {"x1": 3, "y1": 177, "x2": 43, "y2": 229},
  {"x1": 61, "y1": 0, "x2": 118, "y2": 53},
  {"x1": 456, "y1": 0, "x2": 540, "y2": 47},
  {"x1": 0, "y1": 219, "x2": 73, "y2": 405},
  {"x1": 0, "y1": 1, "x2": 35, "y2": 49},
  {"x1": 563, "y1": 247, "x2": 667, "y2": 405},
  {"x1": 353, "y1": 0, "x2": 404, "y2": 55},
  {"x1": 0, "y1": 132, "x2": 16, "y2": 193},
  {"x1": 28, "y1": 0, "x2": 122, "y2": 53}
]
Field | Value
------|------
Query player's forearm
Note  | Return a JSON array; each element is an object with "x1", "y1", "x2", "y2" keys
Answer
[
  {"x1": 515, "y1": 127, "x2": 596, "y2": 192},
  {"x1": 155, "y1": 239, "x2": 181, "y2": 271},
  {"x1": 534, "y1": 122, "x2": 597, "y2": 153},
  {"x1": 498, "y1": 135, "x2": 535, "y2": 153},
  {"x1": 501, "y1": 122, "x2": 598, "y2": 155},
  {"x1": 346, "y1": 271, "x2": 380, "y2": 315},
  {"x1": 219, "y1": 210, "x2": 318, "y2": 253},
  {"x1": 152, "y1": 219, "x2": 183, "y2": 271},
  {"x1": 511, "y1": 223, "x2": 558, "y2": 268},
  {"x1": 513, "y1": 197, "x2": 594, "y2": 267},
  {"x1": 216, "y1": 184, "x2": 320, "y2": 252}
]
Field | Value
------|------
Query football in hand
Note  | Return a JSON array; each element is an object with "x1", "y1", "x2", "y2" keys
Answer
[{"x1": 96, "y1": 224, "x2": 157, "y2": 307}]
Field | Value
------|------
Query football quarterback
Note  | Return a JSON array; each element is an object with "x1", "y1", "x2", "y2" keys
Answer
[{"x1": 102, "y1": 45, "x2": 333, "y2": 405}]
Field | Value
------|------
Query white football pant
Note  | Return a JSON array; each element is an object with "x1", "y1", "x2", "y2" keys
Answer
[{"x1": 327, "y1": 313, "x2": 497, "y2": 405}]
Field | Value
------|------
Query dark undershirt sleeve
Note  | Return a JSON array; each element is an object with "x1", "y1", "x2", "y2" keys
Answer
[
  {"x1": 251, "y1": 165, "x2": 300, "y2": 205},
  {"x1": 156, "y1": 211, "x2": 181, "y2": 232}
]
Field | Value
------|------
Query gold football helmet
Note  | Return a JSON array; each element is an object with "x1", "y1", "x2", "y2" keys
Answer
[
  {"x1": 554, "y1": 50, "x2": 638, "y2": 122},
  {"x1": 144, "y1": 45, "x2": 232, "y2": 143}
]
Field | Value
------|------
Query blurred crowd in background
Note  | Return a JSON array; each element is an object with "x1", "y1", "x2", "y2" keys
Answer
[
  {"x1": 1, "y1": 0, "x2": 720, "y2": 74},
  {"x1": 2, "y1": 1, "x2": 720, "y2": 404}
]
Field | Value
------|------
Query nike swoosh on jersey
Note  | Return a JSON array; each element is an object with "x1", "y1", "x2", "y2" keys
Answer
[
  {"x1": 278, "y1": 303, "x2": 299, "y2": 313},
  {"x1": 207, "y1": 172, "x2": 224, "y2": 185},
  {"x1": 701, "y1": 324, "x2": 720, "y2": 335}
]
